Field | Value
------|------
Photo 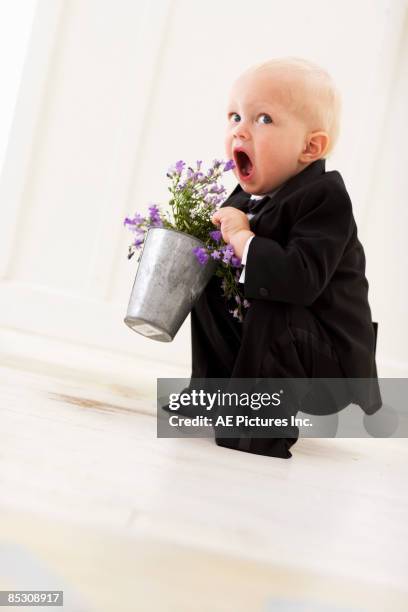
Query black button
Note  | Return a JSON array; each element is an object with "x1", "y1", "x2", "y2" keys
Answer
[{"x1": 260, "y1": 287, "x2": 269, "y2": 297}]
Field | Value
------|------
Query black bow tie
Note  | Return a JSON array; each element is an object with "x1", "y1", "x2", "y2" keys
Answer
[{"x1": 245, "y1": 195, "x2": 270, "y2": 215}]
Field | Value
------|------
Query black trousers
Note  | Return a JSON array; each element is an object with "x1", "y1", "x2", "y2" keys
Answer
[{"x1": 190, "y1": 277, "x2": 347, "y2": 459}]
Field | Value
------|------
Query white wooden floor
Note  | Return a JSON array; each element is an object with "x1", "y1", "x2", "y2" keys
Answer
[{"x1": 0, "y1": 362, "x2": 407, "y2": 612}]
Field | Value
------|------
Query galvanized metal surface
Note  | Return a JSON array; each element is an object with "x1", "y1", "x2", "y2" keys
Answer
[{"x1": 124, "y1": 227, "x2": 217, "y2": 342}]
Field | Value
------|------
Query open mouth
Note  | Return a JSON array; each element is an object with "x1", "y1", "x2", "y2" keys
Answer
[{"x1": 233, "y1": 149, "x2": 254, "y2": 180}]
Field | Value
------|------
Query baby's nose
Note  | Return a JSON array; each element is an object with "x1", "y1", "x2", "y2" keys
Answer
[{"x1": 232, "y1": 122, "x2": 250, "y2": 139}]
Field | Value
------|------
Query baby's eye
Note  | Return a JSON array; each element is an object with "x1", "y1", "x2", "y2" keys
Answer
[
  {"x1": 258, "y1": 113, "x2": 273, "y2": 124},
  {"x1": 227, "y1": 112, "x2": 273, "y2": 124}
]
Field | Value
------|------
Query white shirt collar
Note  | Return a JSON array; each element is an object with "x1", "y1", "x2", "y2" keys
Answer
[{"x1": 249, "y1": 184, "x2": 283, "y2": 200}]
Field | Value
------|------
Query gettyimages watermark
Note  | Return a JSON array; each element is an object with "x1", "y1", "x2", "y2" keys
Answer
[{"x1": 156, "y1": 378, "x2": 405, "y2": 438}]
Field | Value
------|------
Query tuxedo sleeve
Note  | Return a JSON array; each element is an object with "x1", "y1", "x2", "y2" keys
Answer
[{"x1": 244, "y1": 184, "x2": 355, "y2": 305}]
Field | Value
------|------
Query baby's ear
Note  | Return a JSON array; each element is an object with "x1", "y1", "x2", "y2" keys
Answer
[{"x1": 300, "y1": 131, "x2": 330, "y2": 163}]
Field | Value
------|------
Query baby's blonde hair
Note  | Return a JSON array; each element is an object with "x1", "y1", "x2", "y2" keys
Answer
[{"x1": 240, "y1": 56, "x2": 342, "y2": 158}]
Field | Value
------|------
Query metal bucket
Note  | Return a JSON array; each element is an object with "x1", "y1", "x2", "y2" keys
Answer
[{"x1": 124, "y1": 227, "x2": 217, "y2": 342}]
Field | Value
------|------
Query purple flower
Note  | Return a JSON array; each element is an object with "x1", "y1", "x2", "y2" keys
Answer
[
  {"x1": 204, "y1": 195, "x2": 217, "y2": 206},
  {"x1": 231, "y1": 256, "x2": 241, "y2": 267},
  {"x1": 167, "y1": 160, "x2": 186, "y2": 177},
  {"x1": 124, "y1": 212, "x2": 146, "y2": 228},
  {"x1": 192, "y1": 246, "x2": 209, "y2": 265},
  {"x1": 175, "y1": 160, "x2": 185, "y2": 174},
  {"x1": 209, "y1": 194, "x2": 225, "y2": 206},
  {"x1": 210, "y1": 249, "x2": 221, "y2": 259},
  {"x1": 148, "y1": 204, "x2": 163, "y2": 226},
  {"x1": 221, "y1": 244, "x2": 234, "y2": 264},
  {"x1": 133, "y1": 237, "x2": 145, "y2": 247},
  {"x1": 209, "y1": 184, "x2": 225, "y2": 195},
  {"x1": 134, "y1": 213, "x2": 145, "y2": 224},
  {"x1": 224, "y1": 159, "x2": 235, "y2": 171},
  {"x1": 209, "y1": 230, "x2": 222, "y2": 243},
  {"x1": 124, "y1": 216, "x2": 136, "y2": 226},
  {"x1": 148, "y1": 204, "x2": 160, "y2": 215}
]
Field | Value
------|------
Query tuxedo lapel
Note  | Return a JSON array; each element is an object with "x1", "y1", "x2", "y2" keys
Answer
[
  {"x1": 260, "y1": 158, "x2": 326, "y2": 216},
  {"x1": 220, "y1": 183, "x2": 252, "y2": 211},
  {"x1": 221, "y1": 158, "x2": 326, "y2": 218}
]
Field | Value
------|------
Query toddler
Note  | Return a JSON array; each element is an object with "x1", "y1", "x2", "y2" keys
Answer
[{"x1": 183, "y1": 57, "x2": 381, "y2": 458}]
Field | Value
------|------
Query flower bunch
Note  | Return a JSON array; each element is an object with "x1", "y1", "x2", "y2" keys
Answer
[{"x1": 124, "y1": 158, "x2": 251, "y2": 322}]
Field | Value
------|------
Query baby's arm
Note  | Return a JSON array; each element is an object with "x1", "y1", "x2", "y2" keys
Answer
[{"x1": 244, "y1": 185, "x2": 355, "y2": 305}]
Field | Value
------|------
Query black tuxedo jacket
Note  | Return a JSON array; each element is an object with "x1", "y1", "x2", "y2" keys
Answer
[{"x1": 190, "y1": 158, "x2": 382, "y2": 415}]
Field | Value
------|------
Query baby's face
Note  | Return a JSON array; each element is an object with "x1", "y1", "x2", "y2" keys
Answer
[{"x1": 225, "y1": 70, "x2": 310, "y2": 194}]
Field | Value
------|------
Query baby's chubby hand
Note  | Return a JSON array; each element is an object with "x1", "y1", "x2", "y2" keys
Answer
[
  {"x1": 211, "y1": 207, "x2": 249, "y2": 242},
  {"x1": 211, "y1": 207, "x2": 255, "y2": 259}
]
